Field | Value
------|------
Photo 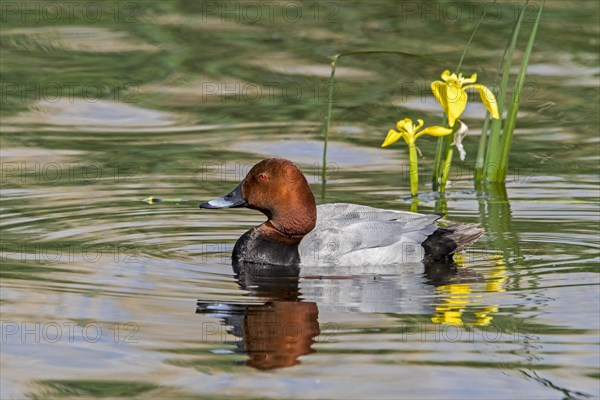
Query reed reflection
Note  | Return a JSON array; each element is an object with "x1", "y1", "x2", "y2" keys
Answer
[{"x1": 429, "y1": 183, "x2": 514, "y2": 327}]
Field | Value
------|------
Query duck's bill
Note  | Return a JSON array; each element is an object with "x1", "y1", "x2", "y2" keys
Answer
[{"x1": 199, "y1": 182, "x2": 247, "y2": 209}]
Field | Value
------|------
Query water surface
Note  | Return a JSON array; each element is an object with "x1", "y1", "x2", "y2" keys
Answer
[{"x1": 1, "y1": 1, "x2": 599, "y2": 399}]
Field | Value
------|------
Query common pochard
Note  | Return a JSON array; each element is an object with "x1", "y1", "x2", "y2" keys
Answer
[{"x1": 200, "y1": 158, "x2": 483, "y2": 267}]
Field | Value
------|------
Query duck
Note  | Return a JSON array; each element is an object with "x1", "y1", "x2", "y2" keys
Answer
[{"x1": 200, "y1": 158, "x2": 483, "y2": 267}]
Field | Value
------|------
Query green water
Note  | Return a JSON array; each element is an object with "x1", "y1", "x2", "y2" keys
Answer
[{"x1": 1, "y1": 1, "x2": 599, "y2": 399}]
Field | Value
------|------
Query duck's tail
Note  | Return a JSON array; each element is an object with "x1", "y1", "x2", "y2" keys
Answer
[{"x1": 422, "y1": 223, "x2": 484, "y2": 262}]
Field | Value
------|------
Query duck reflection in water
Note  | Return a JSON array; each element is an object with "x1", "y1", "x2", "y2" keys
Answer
[
  {"x1": 197, "y1": 261, "x2": 320, "y2": 370},
  {"x1": 196, "y1": 259, "x2": 481, "y2": 370}
]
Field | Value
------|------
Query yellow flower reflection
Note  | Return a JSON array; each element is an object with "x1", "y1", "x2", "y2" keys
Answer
[
  {"x1": 431, "y1": 283, "x2": 472, "y2": 326},
  {"x1": 431, "y1": 258, "x2": 508, "y2": 327},
  {"x1": 431, "y1": 70, "x2": 500, "y2": 127}
]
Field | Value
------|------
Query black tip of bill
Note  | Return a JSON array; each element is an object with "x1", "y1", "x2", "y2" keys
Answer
[{"x1": 199, "y1": 182, "x2": 247, "y2": 209}]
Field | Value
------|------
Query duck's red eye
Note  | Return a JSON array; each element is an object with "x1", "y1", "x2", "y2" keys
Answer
[{"x1": 258, "y1": 173, "x2": 268, "y2": 181}]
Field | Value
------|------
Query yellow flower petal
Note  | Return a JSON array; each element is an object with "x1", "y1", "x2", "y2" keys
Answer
[
  {"x1": 381, "y1": 129, "x2": 403, "y2": 147},
  {"x1": 467, "y1": 84, "x2": 500, "y2": 119},
  {"x1": 463, "y1": 72, "x2": 477, "y2": 85},
  {"x1": 445, "y1": 85, "x2": 467, "y2": 127},
  {"x1": 440, "y1": 70, "x2": 452, "y2": 82},
  {"x1": 396, "y1": 118, "x2": 412, "y2": 132},
  {"x1": 431, "y1": 81, "x2": 448, "y2": 113},
  {"x1": 415, "y1": 119, "x2": 424, "y2": 131},
  {"x1": 405, "y1": 119, "x2": 414, "y2": 135},
  {"x1": 415, "y1": 125, "x2": 453, "y2": 140}
]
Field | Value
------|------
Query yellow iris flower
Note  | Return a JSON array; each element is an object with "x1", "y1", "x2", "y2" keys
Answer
[
  {"x1": 431, "y1": 70, "x2": 500, "y2": 127},
  {"x1": 381, "y1": 118, "x2": 453, "y2": 197},
  {"x1": 381, "y1": 118, "x2": 453, "y2": 147}
]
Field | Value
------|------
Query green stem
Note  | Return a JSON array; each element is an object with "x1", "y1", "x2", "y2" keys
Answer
[
  {"x1": 439, "y1": 145, "x2": 454, "y2": 195},
  {"x1": 497, "y1": 0, "x2": 545, "y2": 182},
  {"x1": 474, "y1": 113, "x2": 491, "y2": 182},
  {"x1": 321, "y1": 55, "x2": 339, "y2": 198},
  {"x1": 410, "y1": 197, "x2": 419, "y2": 213},
  {"x1": 408, "y1": 142, "x2": 419, "y2": 197},
  {"x1": 484, "y1": 0, "x2": 529, "y2": 181},
  {"x1": 435, "y1": 192, "x2": 448, "y2": 217},
  {"x1": 432, "y1": 2, "x2": 491, "y2": 191},
  {"x1": 439, "y1": 119, "x2": 462, "y2": 193},
  {"x1": 432, "y1": 135, "x2": 446, "y2": 190},
  {"x1": 320, "y1": 50, "x2": 429, "y2": 199},
  {"x1": 479, "y1": 33, "x2": 512, "y2": 182}
]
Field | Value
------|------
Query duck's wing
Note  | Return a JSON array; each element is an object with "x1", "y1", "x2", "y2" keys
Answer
[
  {"x1": 298, "y1": 203, "x2": 441, "y2": 266},
  {"x1": 314, "y1": 203, "x2": 442, "y2": 244}
]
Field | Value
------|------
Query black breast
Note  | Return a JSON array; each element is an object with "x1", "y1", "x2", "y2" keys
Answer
[{"x1": 232, "y1": 228, "x2": 301, "y2": 267}]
